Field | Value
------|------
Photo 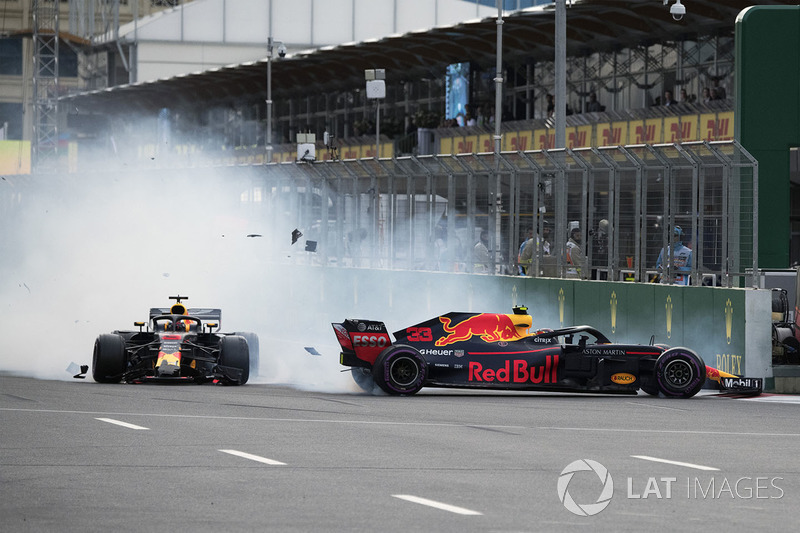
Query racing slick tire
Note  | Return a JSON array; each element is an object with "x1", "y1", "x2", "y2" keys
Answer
[
  {"x1": 92, "y1": 334, "x2": 127, "y2": 383},
  {"x1": 654, "y1": 347, "x2": 706, "y2": 398},
  {"x1": 219, "y1": 335, "x2": 250, "y2": 385},
  {"x1": 351, "y1": 367, "x2": 376, "y2": 393},
  {"x1": 234, "y1": 331, "x2": 260, "y2": 379},
  {"x1": 372, "y1": 344, "x2": 427, "y2": 395}
]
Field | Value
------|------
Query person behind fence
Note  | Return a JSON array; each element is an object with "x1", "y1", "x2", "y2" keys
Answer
[
  {"x1": 592, "y1": 219, "x2": 609, "y2": 280},
  {"x1": 566, "y1": 226, "x2": 588, "y2": 279},
  {"x1": 656, "y1": 226, "x2": 693, "y2": 285},
  {"x1": 519, "y1": 223, "x2": 552, "y2": 275},
  {"x1": 518, "y1": 227, "x2": 534, "y2": 274},
  {"x1": 473, "y1": 229, "x2": 490, "y2": 273}
]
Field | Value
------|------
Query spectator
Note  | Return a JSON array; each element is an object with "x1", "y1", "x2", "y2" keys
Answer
[
  {"x1": 586, "y1": 92, "x2": 603, "y2": 112},
  {"x1": 546, "y1": 94, "x2": 555, "y2": 118},
  {"x1": 592, "y1": 219, "x2": 609, "y2": 280},
  {"x1": 712, "y1": 79, "x2": 726, "y2": 100},
  {"x1": 519, "y1": 222, "x2": 552, "y2": 275},
  {"x1": 702, "y1": 87, "x2": 712, "y2": 104},
  {"x1": 656, "y1": 226, "x2": 693, "y2": 286},
  {"x1": 679, "y1": 88, "x2": 689, "y2": 103},
  {"x1": 566, "y1": 226, "x2": 588, "y2": 279},
  {"x1": 465, "y1": 107, "x2": 477, "y2": 127},
  {"x1": 473, "y1": 229, "x2": 490, "y2": 273},
  {"x1": 518, "y1": 227, "x2": 534, "y2": 275},
  {"x1": 540, "y1": 223, "x2": 552, "y2": 257},
  {"x1": 663, "y1": 90, "x2": 676, "y2": 106}
]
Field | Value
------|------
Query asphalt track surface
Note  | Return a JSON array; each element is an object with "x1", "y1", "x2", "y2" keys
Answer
[{"x1": 2, "y1": 374, "x2": 799, "y2": 532}]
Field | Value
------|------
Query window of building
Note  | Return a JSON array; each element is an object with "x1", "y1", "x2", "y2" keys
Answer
[
  {"x1": 0, "y1": 38, "x2": 23, "y2": 76},
  {"x1": 0, "y1": 103, "x2": 23, "y2": 140},
  {"x1": 60, "y1": 47, "x2": 78, "y2": 78}
]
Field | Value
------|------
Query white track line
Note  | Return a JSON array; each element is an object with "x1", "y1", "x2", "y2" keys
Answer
[
  {"x1": 219, "y1": 449, "x2": 286, "y2": 465},
  {"x1": 392, "y1": 494, "x2": 483, "y2": 515},
  {"x1": 95, "y1": 417, "x2": 149, "y2": 430},
  {"x1": 7, "y1": 409, "x2": 800, "y2": 438},
  {"x1": 631, "y1": 455, "x2": 719, "y2": 471}
]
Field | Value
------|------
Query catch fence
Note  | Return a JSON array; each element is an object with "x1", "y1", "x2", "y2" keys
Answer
[{"x1": 255, "y1": 140, "x2": 758, "y2": 287}]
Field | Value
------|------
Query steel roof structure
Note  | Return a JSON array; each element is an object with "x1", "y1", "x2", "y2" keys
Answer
[{"x1": 61, "y1": 1, "x2": 788, "y2": 114}]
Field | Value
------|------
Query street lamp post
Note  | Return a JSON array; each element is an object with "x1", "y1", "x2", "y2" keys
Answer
[
  {"x1": 365, "y1": 69, "x2": 386, "y2": 159},
  {"x1": 266, "y1": 37, "x2": 285, "y2": 163}
]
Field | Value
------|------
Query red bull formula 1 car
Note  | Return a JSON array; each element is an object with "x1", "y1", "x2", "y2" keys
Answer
[
  {"x1": 332, "y1": 306, "x2": 762, "y2": 397},
  {"x1": 91, "y1": 296, "x2": 259, "y2": 385}
]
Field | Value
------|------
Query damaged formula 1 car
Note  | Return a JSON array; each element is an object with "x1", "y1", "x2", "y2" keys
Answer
[
  {"x1": 332, "y1": 306, "x2": 762, "y2": 397},
  {"x1": 91, "y1": 296, "x2": 259, "y2": 385}
]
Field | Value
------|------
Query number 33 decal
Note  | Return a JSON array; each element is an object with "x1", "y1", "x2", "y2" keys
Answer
[{"x1": 406, "y1": 327, "x2": 433, "y2": 342}]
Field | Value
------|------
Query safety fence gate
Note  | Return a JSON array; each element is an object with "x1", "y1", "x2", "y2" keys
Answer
[{"x1": 256, "y1": 140, "x2": 757, "y2": 287}]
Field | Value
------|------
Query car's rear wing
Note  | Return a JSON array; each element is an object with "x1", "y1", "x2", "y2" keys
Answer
[{"x1": 149, "y1": 307, "x2": 222, "y2": 324}]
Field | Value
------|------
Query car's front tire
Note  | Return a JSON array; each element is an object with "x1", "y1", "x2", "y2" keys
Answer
[
  {"x1": 92, "y1": 334, "x2": 127, "y2": 383},
  {"x1": 654, "y1": 347, "x2": 706, "y2": 398},
  {"x1": 219, "y1": 335, "x2": 250, "y2": 385},
  {"x1": 372, "y1": 345, "x2": 426, "y2": 395},
  {"x1": 233, "y1": 331, "x2": 260, "y2": 379}
]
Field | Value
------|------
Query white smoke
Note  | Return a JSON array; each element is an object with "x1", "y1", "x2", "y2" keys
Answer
[
  {"x1": 0, "y1": 163, "x2": 359, "y2": 391},
  {"x1": 0, "y1": 149, "x2": 521, "y2": 393}
]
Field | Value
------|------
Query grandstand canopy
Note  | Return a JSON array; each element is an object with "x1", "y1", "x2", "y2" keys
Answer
[{"x1": 61, "y1": 0, "x2": 781, "y2": 114}]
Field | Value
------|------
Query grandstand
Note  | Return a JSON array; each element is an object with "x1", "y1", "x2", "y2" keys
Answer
[{"x1": 1, "y1": 1, "x2": 798, "y2": 271}]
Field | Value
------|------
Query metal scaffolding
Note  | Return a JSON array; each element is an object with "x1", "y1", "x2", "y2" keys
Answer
[
  {"x1": 254, "y1": 140, "x2": 757, "y2": 287},
  {"x1": 32, "y1": 0, "x2": 59, "y2": 173}
]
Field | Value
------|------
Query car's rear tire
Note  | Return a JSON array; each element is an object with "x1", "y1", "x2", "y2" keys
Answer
[
  {"x1": 234, "y1": 331, "x2": 260, "y2": 379},
  {"x1": 92, "y1": 334, "x2": 127, "y2": 383},
  {"x1": 372, "y1": 344, "x2": 426, "y2": 395},
  {"x1": 219, "y1": 335, "x2": 250, "y2": 385},
  {"x1": 655, "y1": 347, "x2": 706, "y2": 398},
  {"x1": 351, "y1": 367, "x2": 375, "y2": 392}
]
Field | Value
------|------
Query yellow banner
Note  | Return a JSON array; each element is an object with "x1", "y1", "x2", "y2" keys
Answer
[
  {"x1": 700, "y1": 111, "x2": 734, "y2": 141},
  {"x1": 439, "y1": 137, "x2": 455, "y2": 156},
  {"x1": 504, "y1": 130, "x2": 533, "y2": 152},
  {"x1": 568, "y1": 125, "x2": 592, "y2": 148},
  {"x1": 631, "y1": 119, "x2": 663, "y2": 144},
  {"x1": 0, "y1": 141, "x2": 31, "y2": 175},
  {"x1": 455, "y1": 135, "x2": 479, "y2": 154},
  {"x1": 340, "y1": 145, "x2": 362, "y2": 160},
  {"x1": 533, "y1": 128, "x2": 554, "y2": 150},
  {"x1": 478, "y1": 134, "x2": 494, "y2": 153}
]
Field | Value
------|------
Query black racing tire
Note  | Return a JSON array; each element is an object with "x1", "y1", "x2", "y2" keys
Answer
[
  {"x1": 351, "y1": 367, "x2": 376, "y2": 392},
  {"x1": 234, "y1": 331, "x2": 260, "y2": 379},
  {"x1": 219, "y1": 335, "x2": 250, "y2": 385},
  {"x1": 92, "y1": 334, "x2": 127, "y2": 383},
  {"x1": 371, "y1": 344, "x2": 427, "y2": 395},
  {"x1": 654, "y1": 347, "x2": 706, "y2": 398}
]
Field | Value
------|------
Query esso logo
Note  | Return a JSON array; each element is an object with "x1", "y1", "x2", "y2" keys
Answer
[{"x1": 352, "y1": 334, "x2": 389, "y2": 348}]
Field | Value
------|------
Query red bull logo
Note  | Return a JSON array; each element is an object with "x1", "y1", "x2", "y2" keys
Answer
[
  {"x1": 436, "y1": 314, "x2": 530, "y2": 346},
  {"x1": 705, "y1": 365, "x2": 737, "y2": 382},
  {"x1": 468, "y1": 355, "x2": 559, "y2": 384}
]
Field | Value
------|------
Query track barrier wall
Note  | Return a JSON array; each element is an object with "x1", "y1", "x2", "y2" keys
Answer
[{"x1": 269, "y1": 264, "x2": 772, "y2": 384}]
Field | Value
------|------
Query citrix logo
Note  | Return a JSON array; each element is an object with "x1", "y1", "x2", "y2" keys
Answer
[{"x1": 557, "y1": 459, "x2": 614, "y2": 516}]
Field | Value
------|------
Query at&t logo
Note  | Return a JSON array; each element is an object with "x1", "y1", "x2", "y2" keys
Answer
[{"x1": 557, "y1": 459, "x2": 614, "y2": 516}]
